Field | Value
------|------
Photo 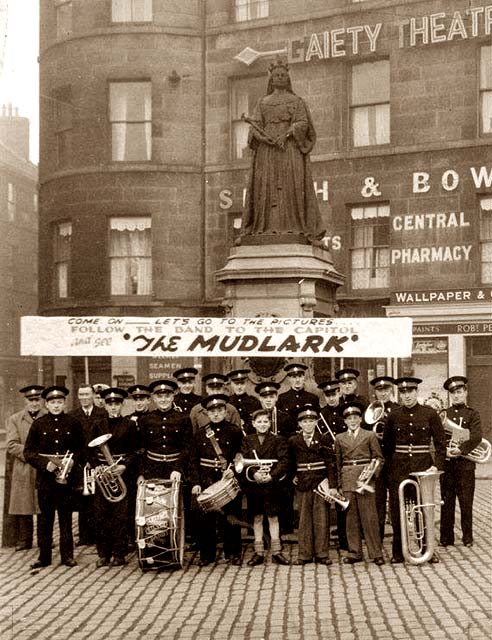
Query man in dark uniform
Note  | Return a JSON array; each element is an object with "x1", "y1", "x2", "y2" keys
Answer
[
  {"x1": 227, "y1": 369, "x2": 261, "y2": 434},
  {"x1": 173, "y1": 368, "x2": 202, "y2": 416},
  {"x1": 369, "y1": 376, "x2": 400, "y2": 541},
  {"x1": 191, "y1": 394, "x2": 243, "y2": 566},
  {"x1": 318, "y1": 379, "x2": 347, "y2": 551},
  {"x1": 128, "y1": 384, "x2": 152, "y2": 428},
  {"x1": 440, "y1": 376, "x2": 483, "y2": 549},
  {"x1": 70, "y1": 384, "x2": 107, "y2": 546},
  {"x1": 335, "y1": 368, "x2": 368, "y2": 413},
  {"x1": 24, "y1": 386, "x2": 84, "y2": 568},
  {"x1": 190, "y1": 373, "x2": 241, "y2": 434},
  {"x1": 277, "y1": 363, "x2": 320, "y2": 416},
  {"x1": 382, "y1": 377, "x2": 446, "y2": 564},
  {"x1": 90, "y1": 387, "x2": 139, "y2": 567},
  {"x1": 92, "y1": 383, "x2": 110, "y2": 408}
]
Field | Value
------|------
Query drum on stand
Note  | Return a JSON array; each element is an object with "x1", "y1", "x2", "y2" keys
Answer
[{"x1": 135, "y1": 478, "x2": 184, "y2": 570}]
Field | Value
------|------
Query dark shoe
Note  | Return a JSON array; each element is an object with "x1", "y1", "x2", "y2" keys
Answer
[
  {"x1": 196, "y1": 558, "x2": 212, "y2": 567},
  {"x1": 343, "y1": 557, "x2": 363, "y2": 564},
  {"x1": 439, "y1": 541, "x2": 453, "y2": 547},
  {"x1": 96, "y1": 558, "x2": 110, "y2": 568},
  {"x1": 428, "y1": 554, "x2": 440, "y2": 564},
  {"x1": 30, "y1": 561, "x2": 50, "y2": 569},
  {"x1": 272, "y1": 553, "x2": 290, "y2": 566},
  {"x1": 315, "y1": 557, "x2": 332, "y2": 566},
  {"x1": 247, "y1": 553, "x2": 264, "y2": 566},
  {"x1": 15, "y1": 544, "x2": 32, "y2": 551},
  {"x1": 229, "y1": 556, "x2": 242, "y2": 566},
  {"x1": 293, "y1": 559, "x2": 310, "y2": 565},
  {"x1": 62, "y1": 559, "x2": 77, "y2": 567},
  {"x1": 374, "y1": 557, "x2": 385, "y2": 566},
  {"x1": 111, "y1": 557, "x2": 127, "y2": 567},
  {"x1": 464, "y1": 541, "x2": 473, "y2": 548}
]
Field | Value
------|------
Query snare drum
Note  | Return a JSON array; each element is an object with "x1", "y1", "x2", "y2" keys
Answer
[
  {"x1": 196, "y1": 472, "x2": 240, "y2": 513},
  {"x1": 135, "y1": 478, "x2": 184, "y2": 570}
]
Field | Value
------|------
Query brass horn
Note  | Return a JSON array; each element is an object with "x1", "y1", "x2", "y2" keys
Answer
[
  {"x1": 440, "y1": 412, "x2": 491, "y2": 464},
  {"x1": 82, "y1": 462, "x2": 95, "y2": 496},
  {"x1": 45, "y1": 451, "x2": 74, "y2": 484},
  {"x1": 364, "y1": 401, "x2": 386, "y2": 439},
  {"x1": 313, "y1": 478, "x2": 349, "y2": 510},
  {"x1": 398, "y1": 469, "x2": 443, "y2": 565},
  {"x1": 88, "y1": 433, "x2": 127, "y2": 503},
  {"x1": 355, "y1": 459, "x2": 380, "y2": 494},
  {"x1": 234, "y1": 453, "x2": 278, "y2": 482}
]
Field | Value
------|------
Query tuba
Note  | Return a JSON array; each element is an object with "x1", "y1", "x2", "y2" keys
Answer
[
  {"x1": 88, "y1": 433, "x2": 127, "y2": 502},
  {"x1": 355, "y1": 459, "x2": 381, "y2": 494},
  {"x1": 440, "y1": 412, "x2": 491, "y2": 464},
  {"x1": 364, "y1": 401, "x2": 386, "y2": 439},
  {"x1": 313, "y1": 478, "x2": 349, "y2": 510},
  {"x1": 398, "y1": 469, "x2": 443, "y2": 565},
  {"x1": 234, "y1": 453, "x2": 278, "y2": 482}
]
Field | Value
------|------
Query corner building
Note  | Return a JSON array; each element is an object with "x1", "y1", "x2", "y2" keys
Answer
[{"x1": 39, "y1": 1, "x2": 492, "y2": 435}]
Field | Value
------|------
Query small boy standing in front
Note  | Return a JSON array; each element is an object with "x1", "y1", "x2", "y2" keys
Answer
[{"x1": 240, "y1": 409, "x2": 290, "y2": 566}]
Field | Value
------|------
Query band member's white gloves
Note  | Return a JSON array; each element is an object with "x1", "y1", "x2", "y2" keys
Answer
[
  {"x1": 192, "y1": 485, "x2": 202, "y2": 495},
  {"x1": 425, "y1": 465, "x2": 438, "y2": 473},
  {"x1": 170, "y1": 470, "x2": 181, "y2": 482},
  {"x1": 137, "y1": 475, "x2": 145, "y2": 485},
  {"x1": 46, "y1": 461, "x2": 58, "y2": 473}
]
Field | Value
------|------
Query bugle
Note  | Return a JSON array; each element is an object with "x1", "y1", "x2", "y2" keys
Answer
[
  {"x1": 88, "y1": 433, "x2": 127, "y2": 503},
  {"x1": 234, "y1": 453, "x2": 278, "y2": 482},
  {"x1": 45, "y1": 451, "x2": 74, "y2": 484},
  {"x1": 82, "y1": 462, "x2": 96, "y2": 496},
  {"x1": 364, "y1": 401, "x2": 386, "y2": 439},
  {"x1": 313, "y1": 478, "x2": 349, "y2": 510},
  {"x1": 440, "y1": 412, "x2": 491, "y2": 464},
  {"x1": 355, "y1": 458, "x2": 380, "y2": 494},
  {"x1": 398, "y1": 469, "x2": 443, "y2": 565}
]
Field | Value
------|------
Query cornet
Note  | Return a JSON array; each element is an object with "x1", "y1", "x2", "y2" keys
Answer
[
  {"x1": 45, "y1": 451, "x2": 74, "y2": 484},
  {"x1": 440, "y1": 412, "x2": 491, "y2": 464},
  {"x1": 88, "y1": 433, "x2": 127, "y2": 502},
  {"x1": 355, "y1": 459, "x2": 381, "y2": 494},
  {"x1": 313, "y1": 478, "x2": 349, "y2": 510},
  {"x1": 364, "y1": 401, "x2": 386, "y2": 439},
  {"x1": 234, "y1": 454, "x2": 278, "y2": 482},
  {"x1": 82, "y1": 462, "x2": 96, "y2": 496}
]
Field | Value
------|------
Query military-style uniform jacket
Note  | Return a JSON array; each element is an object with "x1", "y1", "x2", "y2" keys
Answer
[
  {"x1": 240, "y1": 432, "x2": 290, "y2": 486},
  {"x1": 173, "y1": 392, "x2": 202, "y2": 416},
  {"x1": 319, "y1": 404, "x2": 345, "y2": 439},
  {"x1": 190, "y1": 420, "x2": 242, "y2": 489},
  {"x1": 229, "y1": 393, "x2": 261, "y2": 434},
  {"x1": 138, "y1": 408, "x2": 193, "y2": 479},
  {"x1": 190, "y1": 402, "x2": 241, "y2": 434},
  {"x1": 383, "y1": 403, "x2": 446, "y2": 477},
  {"x1": 277, "y1": 389, "x2": 320, "y2": 416},
  {"x1": 89, "y1": 415, "x2": 139, "y2": 476},
  {"x1": 442, "y1": 403, "x2": 482, "y2": 468},
  {"x1": 24, "y1": 413, "x2": 85, "y2": 489},
  {"x1": 341, "y1": 393, "x2": 369, "y2": 413},
  {"x1": 6, "y1": 407, "x2": 46, "y2": 514},
  {"x1": 288, "y1": 432, "x2": 336, "y2": 492},
  {"x1": 128, "y1": 409, "x2": 150, "y2": 433},
  {"x1": 268, "y1": 407, "x2": 297, "y2": 439},
  {"x1": 372, "y1": 400, "x2": 400, "y2": 454},
  {"x1": 335, "y1": 429, "x2": 384, "y2": 493}
]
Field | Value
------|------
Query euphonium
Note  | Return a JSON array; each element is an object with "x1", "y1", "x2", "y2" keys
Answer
[
  {"x1": 364, "y1": 401, "x2": 386, "y2": 439},
  {"x1": 398, "y1": 469, "x2": 443, "y2": 565},
  {"x1": 440, "y1": 413, "x2": 491, "y2": 464},
  {"x1": 82, "y1": 462, "x2": 96, "y2": 496},
  {"x1": 234, "y1": 454, "x2": 278, "y2": 482},
  {"x1": 355, "y1": 458, "x2": 381, "y2": 494},
  {"x1": 88, "y1": 433, "x2": 127, "y2": 503},
  {"x1": 313, "y1": 478, "x2": 349, "y2": 510}
]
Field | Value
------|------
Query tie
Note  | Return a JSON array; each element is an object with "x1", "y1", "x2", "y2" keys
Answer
[{"x1": 85, "y1": 410, "x2": 90, "y2": 417}]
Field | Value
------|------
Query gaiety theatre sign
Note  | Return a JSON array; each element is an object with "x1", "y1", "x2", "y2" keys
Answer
[{"x1": 287, "y1": 6, "x2": 492, "y2": 63}]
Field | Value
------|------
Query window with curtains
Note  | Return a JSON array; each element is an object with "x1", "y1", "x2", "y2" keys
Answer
[
  {"x1": 480, "y1": 197, "x2": 492, "y2": 283},
  {"x1": 234, "y1": 0, "x2": 269, "y2": 22},
  {"x1": 351, "y1": 60, "x2": 390, "y2": 147},
  {"x1": 55, "y1": 0, "x2": 72, "y2": 39},
  {"x1": 109, "y1": 81, "x2": 152, "y2": 161},
  {"x1": 110, "y1": 217, "x2": 152, "y2": 295},
  {"x1": 231, "y1": 76, "x2": 265, "y2": 159},
  {"x1": 7, "y1": 183, "x2": 16, "y2": 221},
  {"x1": 112, "y1": 0, "x2": 152, "y2": 22},
  {"x1": 54, "y1": 222, "x2": 72, "y2": 299},
  {"x1": 480, "y1": 46, "x2": 492, "y2": 135},
  {"x1": 350, "y1": 204, "x2": 390, "y2": 289},
  {"x1": 53, "y1": 86, "x2": 72, "y2": 168}
]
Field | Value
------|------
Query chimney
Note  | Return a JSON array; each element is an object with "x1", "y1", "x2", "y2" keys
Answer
[{"x1": 0, "y1": 104, "x2": 30, "y2": 160}]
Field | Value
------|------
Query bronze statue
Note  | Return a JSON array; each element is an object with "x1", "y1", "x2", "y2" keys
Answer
[{"x1": 239, "y1": 59, "x2": 325, "y2": 246}]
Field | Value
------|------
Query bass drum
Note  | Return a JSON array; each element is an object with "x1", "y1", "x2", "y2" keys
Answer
[{"x1": 135, "y1": 478, "x2": 184, "y2": 571}]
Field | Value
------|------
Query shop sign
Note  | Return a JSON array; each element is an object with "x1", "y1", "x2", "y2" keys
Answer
[
  {"x1": 391, "y1": 287, "x2": 492, "y2": 304},
  {"x1": 114, "y1": 374, "x2": 135, "y2": 390},
  {"x1": 414, "y1": 322, "x2": 492, "y2": 335}
]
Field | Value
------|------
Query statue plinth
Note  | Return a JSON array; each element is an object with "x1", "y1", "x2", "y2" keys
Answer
[{"x1": 216, "y1": 243, "x2": 344, "y2": 318}]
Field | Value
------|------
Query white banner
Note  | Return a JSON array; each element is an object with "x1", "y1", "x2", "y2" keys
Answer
[{"x1": 21, "y1": 316, "x2": 412, "y2": 358}]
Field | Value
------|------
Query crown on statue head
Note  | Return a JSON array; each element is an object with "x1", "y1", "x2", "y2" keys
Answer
[{"x1": 269, "y1": 57, "x2": 289, "y2": 73}]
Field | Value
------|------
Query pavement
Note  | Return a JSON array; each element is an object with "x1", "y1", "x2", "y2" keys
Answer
[{"x1": 0, "y1": 455, "x2": 491, "y2": 640}]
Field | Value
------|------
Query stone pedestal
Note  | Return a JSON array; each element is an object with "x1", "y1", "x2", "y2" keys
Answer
[{"x1": 216, "y1": 244, "x2": 344, "y2": 318}]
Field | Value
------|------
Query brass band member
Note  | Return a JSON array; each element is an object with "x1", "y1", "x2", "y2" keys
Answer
[
  {"x1": 227, "y1": 369, "x2": 261, "y2": 434},
  {"x1": 335, "y1": 368, "x2": 368, "y2": 413},
  {"x1": 190, "y1": 373, "x2": 241, "y2": 434},
  {"x1": 5, "y1": 385, "x2": 46, "y2": 551},
  {"x1": 173, "y1": 368, "x2": 203, "y2": 416},
  {"x1": 128, "y1": 385, "x2": 152, "y2": 428},
  {"x1": 440, "y1": 376, "x2": 482, "y2": 549},
  {"x1": 289, "y1": 404, "x2": 336, "y2": 565},
  {"x1": 277, "y1": 363, "x2": 320, "y2": 415},
  {"x1": 191, "y1": 394, "x2": 243, "y2": 566},
  {"x1": 335, "y1": 401, "x2": 385, "y2": 565},
  {"x1": 382, "y1": 377, "x2": 446, "y2": 564},
  {"x1": 92, "y1": 388, "x2": 138, "y2": 568},
  {"x1": 24, "y1": 386, "x2": 84, "y2": 569}
]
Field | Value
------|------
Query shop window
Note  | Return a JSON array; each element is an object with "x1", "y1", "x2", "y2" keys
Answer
[
  {"x1": 230, "y1": 76, "x2": 265, "y2": 159},
  {"x1": 109, "y1": 81, "x2": 152, "y2": 161},
  {"x1": 234, "y1": 0, "x2": 269, "y2": 22},
  {"x1": 7, "y1": 183, "x2": 16, "y2": 221},
  {"x1": 53, "y1": 86, "x2": 72, "y2": 168},
  {"x1": 54, "y1": 222, "x2": 72, "y2": 299},
  {"x1": 479, "y1": 196, "x2": 492, "y2": 283},
  {"x1": 112, "y1": 0, "x2": 152, "y2": 22},
  {"x1": 351, "y1": 60, "x2": 390, "y2": 147},
  {"x1": 350, "y1": 204, "x2": 390, "y2": 289},
  {"x1": 55, "y1": 0, "x2": 72, "y2": 39},
  {"x1": 110, "y1": 217, "x2": 152, "y2": 295},
  {"x1": 480, "y1": 45, "x2": 492, "y2": 135}
]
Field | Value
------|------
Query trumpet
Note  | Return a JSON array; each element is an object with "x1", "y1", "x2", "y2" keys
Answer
[
  {"x1": 45, "y1": 451, "x2": 74, "y2": 484},
  {"x1": 399, "y1": 469, "x2": 443, "y2": 565},
  {"x1": 82, "y1": 462, "x2": 96, "y2": 496},
  {"x1": 234, "y1": 453, "x2": 278, "y2": 482},
  {"x1": 355, "y1": 459, "x2": 381, "y2": 494},
  {"x1": 88, "y1": 433, "x2": 127, "y2": 503},
  {"x1": 364, "y1": 401, "x2": 386, "y2": 439},
  {"x1": 313, "y1": 478, "x2": 349, "y2": 510},
  {"x1": 440, "y1": 412, "x2": 491, "y2": 464}
]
